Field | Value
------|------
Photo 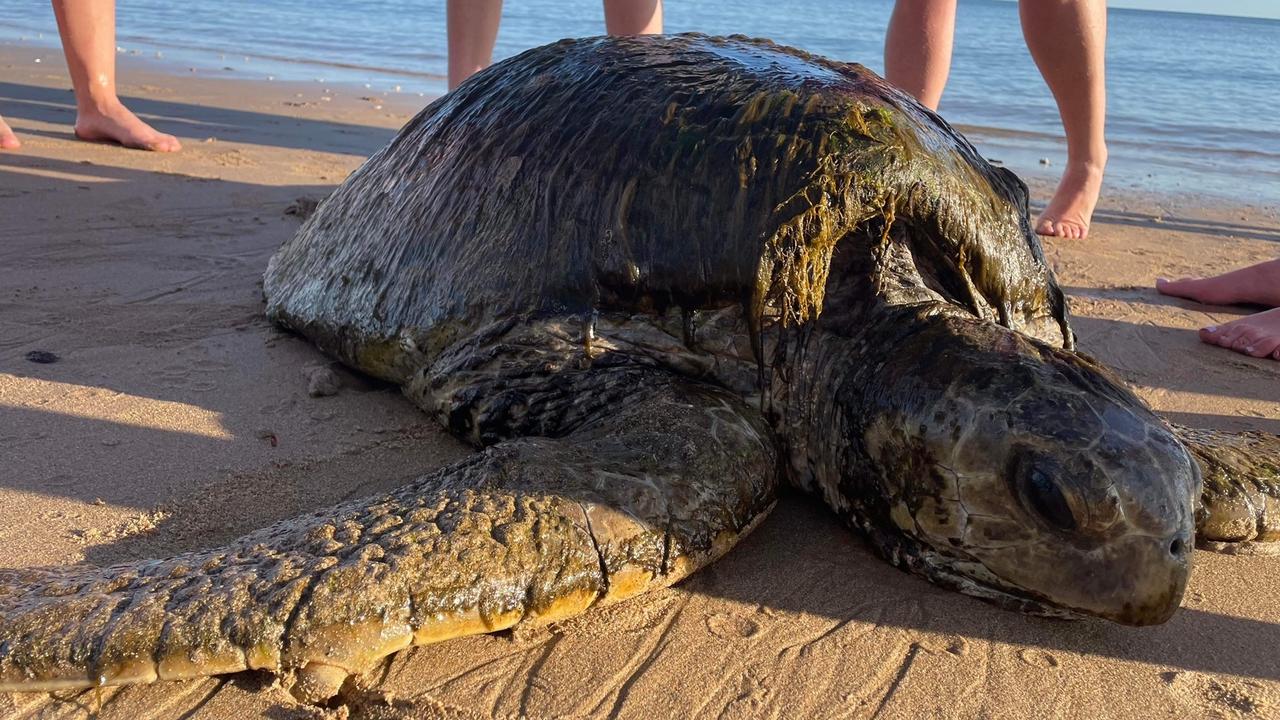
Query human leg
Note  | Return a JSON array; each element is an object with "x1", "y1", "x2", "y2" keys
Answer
[
  {"x1": 1019, "y1": 0, "x2": 1107, "y2": 239},
  {"x1": 51, "y1": 0, "x2": 181, "y2": 151},
  {"x1": 883, "y1": 0, "x2": 958, "y2": 110},
  {"x1": 447, "y1": 0, "x2": 503, "y2": 90},
  {"x1": 603, "y1": 0, "x2": 663, "y2": 35}
]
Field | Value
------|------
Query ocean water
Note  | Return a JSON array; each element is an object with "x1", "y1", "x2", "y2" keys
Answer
[{"x1": 2, "y1": 0, "x2": 1277, "y2": 202}]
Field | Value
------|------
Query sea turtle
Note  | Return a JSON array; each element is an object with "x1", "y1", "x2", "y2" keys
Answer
[{"x1": 2, "y1": 33, "x2": 1277, "y2": 705}]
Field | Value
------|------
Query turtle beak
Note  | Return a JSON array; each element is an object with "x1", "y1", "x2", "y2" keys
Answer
[{"x1": 1100, "y1": 532, "x2": 1193, "y2": 626}]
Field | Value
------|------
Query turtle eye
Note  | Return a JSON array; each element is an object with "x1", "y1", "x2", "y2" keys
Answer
[
  {"x1": 1022, "y1": 466, "x2": 1077, "y2": 531},
  {"x1": 1010, "y1": 454, "x2": 1078, "y2": 532}
]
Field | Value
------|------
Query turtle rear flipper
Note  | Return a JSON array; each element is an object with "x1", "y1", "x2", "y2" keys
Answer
[
  {"x1": 1174, "y1": 425, "x2": 1280, "y2": 553},
  {"x1": 0, "y1": 371, "x2": 777, "y2": 702}
]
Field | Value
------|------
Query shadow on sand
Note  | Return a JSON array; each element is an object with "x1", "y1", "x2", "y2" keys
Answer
[
  {"x1": 1086, "y1": 207, "x2": 1280, "y2": 244},
  {"x1": 0, "y1": 80, "x2": 401, "y2": 155}
]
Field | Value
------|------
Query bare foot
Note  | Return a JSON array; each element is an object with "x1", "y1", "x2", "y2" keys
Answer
[
  {"x1": 74, "y1": 100, "x2": 181, "y2": 152},
  {"x1": 1034, "y1": 160, "x2": 1104, "y2": 240},
  {"x1": 1200, "y1": 307, "x2": 1280, "y2": 360},
  {"x1": 1156, "y1": 259, "x2": 1280, "y2": 308},
  {"x1": 0, "y1": 115, "x2": 20, "y2": 150}
]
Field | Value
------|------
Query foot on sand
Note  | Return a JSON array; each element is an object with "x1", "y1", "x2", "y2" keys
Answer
[
  {"x1": 74, "y1": 100, "x2": 181, "y2": 152},
  {"x1": 1200, "y1": 307, "x2": 1280, "y2": 360},
  {"x1": 0, "y1": 115, "x2": 20, "y2": 150},
  {"x1": 1158, "y1": 259, "x2": 1280, "y2": 360},
  {"x1": 1156, "y1": 259, "x2": 1280, "y2": 307},
  {"x1": 1035, "y1": 160, "x2": 1105, "y2": 240}
]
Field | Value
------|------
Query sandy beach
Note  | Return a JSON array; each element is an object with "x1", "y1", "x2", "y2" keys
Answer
[{"x1": 1, "y1": 42, "x2": 1278, "y2": 720}]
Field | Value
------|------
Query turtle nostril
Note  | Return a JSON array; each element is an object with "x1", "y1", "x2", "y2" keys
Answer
[{"x1": 1169, "y1": 537, "x2": 1186, "y2": 557}]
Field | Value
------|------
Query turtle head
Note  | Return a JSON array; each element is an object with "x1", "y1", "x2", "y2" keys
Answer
[{"x1": 836, "y1": 313, "x2": 1198, "y2": 625}]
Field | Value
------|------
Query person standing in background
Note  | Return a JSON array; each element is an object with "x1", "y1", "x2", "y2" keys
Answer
[
  {"x1": 884, "y1": 0, "x2": 1106, "y2": 239},
  {"x1": 448, "y1": 0, "x2": 663, "y2": 90},
  {"x1": 0, "y1": 0, "x2": 181, "y2": 152}
]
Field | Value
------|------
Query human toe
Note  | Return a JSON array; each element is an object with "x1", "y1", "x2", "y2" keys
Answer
[
  {"x1": 1231, "y1": 331, "x2": 1259, "y2": 353},
  {"x1": 1243, "y1": 335, "x2": 1280, "y2": 358},
  {"x1": 1158, "y1": 277, "x2": 1203, "y2": 299},
  {"x1": 1035, "y1": 216, "x2": 1057, "y2": 236},
  {"x1": 144, "y1": 131, "x2": 182, "y2": 152},
  {"x1": 1214, "y1": 324, "x2": 1250, "y2": 349},
  {"x1": 1157, "y1": 277, "x2": 1197, "y2": 291},
  {"x1": 0, "y1": 121, "x2": 19, "y2": 150}
]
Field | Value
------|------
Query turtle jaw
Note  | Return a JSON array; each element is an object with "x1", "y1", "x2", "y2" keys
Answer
[
  {"x1": 908, "y1": 529, "x2": 1192, "y2": 625},
  {"x1": 1069, "y1": 533, "x2": 1193, "y2": 626},
  {"x1": 939, "y1": 525, "x2": 1195, "y2": 626}
]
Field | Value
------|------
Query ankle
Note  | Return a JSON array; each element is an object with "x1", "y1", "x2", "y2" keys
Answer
[
  {"x1": 76, "y1": 94, "x2": 127, "y2": 121},
  {"x1": 1066, "y1": 146, "x2": 1108, "y2": 175}
]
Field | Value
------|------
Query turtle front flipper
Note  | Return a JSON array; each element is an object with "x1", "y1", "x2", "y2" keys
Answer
[
  {"x1": 1173, "y1": 425, "x2": 1280, "y2": 553},
  {"x1": 0, "y1": 371, "x2": 777, "y2": 702}
]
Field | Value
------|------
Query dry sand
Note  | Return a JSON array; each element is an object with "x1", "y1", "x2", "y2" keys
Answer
[{"x1": 1, "y1": 44, "x2": 1278, "y2": 720}]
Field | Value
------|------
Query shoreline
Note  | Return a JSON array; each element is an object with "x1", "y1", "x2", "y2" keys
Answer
[
  {"x1": 0, "y1": 30, "x2": 443, "y2": 104},
  {"x1": 4, "y1": 33, "x2": 1278, "y2": 209},
  {"x1": 2, "y1": 38, "x2": 1279, "y2": 720}
]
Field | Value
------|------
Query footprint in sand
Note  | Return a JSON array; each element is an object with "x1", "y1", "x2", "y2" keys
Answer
[
  {"x1": 190, "y1": 357, "x2": 231, "y2": 371},
  {"x1": 40, "y1": 508, "x2": 84, "y2": 521},
  {"x1": 156, "y1": 363, "x2": 221, "y2": 392},
  {"x1": 705, "y1": 612, "x2": 762, "y2": 640},
  {"x1": 156, "y1": 365, "x2": 191, "y2": 388},
  {"x1": 923, "y1": 635, "x2": 969, "y2": 658},
  {"x1": 551, "y1": 589, "x2": 679, "y2": 637},
  {"x1": 37, "y1": 474, "x2": 81, "y2": 491},
  {"x1": 1016, "y1": 648, "x2": 1060, "y2": 669},
  {"x1": 1161, "y1": 670, "x2": 1273, "y2": 719}
]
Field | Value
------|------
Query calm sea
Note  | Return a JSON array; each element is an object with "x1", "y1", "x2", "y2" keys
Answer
[{"x1": 3, "y1": 0, "x2": 1277, "y2": 203}]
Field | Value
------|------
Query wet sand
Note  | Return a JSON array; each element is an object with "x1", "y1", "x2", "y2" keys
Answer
[{"x1": 2, "y1": 43, "x2": 1278, "y2": 720}]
